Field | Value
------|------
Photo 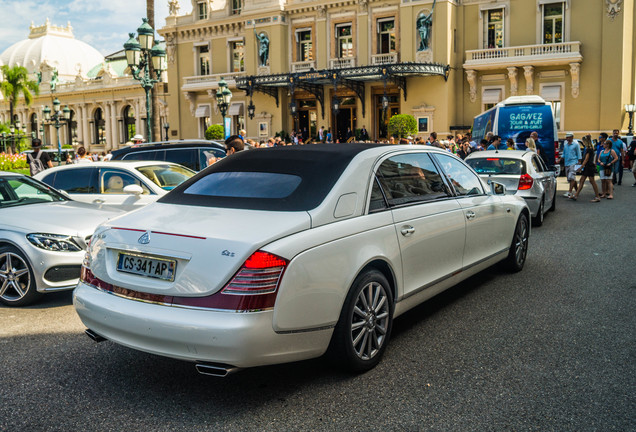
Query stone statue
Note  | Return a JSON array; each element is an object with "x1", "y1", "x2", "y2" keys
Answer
[
  {"x1": 254, "y1": 29, "x2": 270, "y2": 67},
  {"x1": 168, "y1": 0, "x2": 180, "y2": 16},
  {"x1": 50, "y1": 68, "x2": 59, "y2": 92},
  {"x1": 416, "y1": 0, "x2": 436, "y2": 52},
  {"x1": 36, "y1": 71, "x2": 42, "y2": 86}
]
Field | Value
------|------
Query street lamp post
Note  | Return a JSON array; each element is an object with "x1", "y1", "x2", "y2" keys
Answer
[
  {"x1": 5, "y1": 121, "x2": 28, "y2": 154},
  {"x1": 163, "y1": 122, "x2": 169, "y2": 141},
  {"x1": 625, "y1": 104, "x2": 636, "y2": 136},
  {"x1": 215, "y1": 78, "x2": 233, "y2": 138},
  {"x1": 43, "y1": 97, "x2": 71, "y2": 165},
  {"x1": 124, "y1": 18, "x2": 167, "y2": 143}
]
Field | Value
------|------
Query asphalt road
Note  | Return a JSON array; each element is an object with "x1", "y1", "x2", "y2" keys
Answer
[{"x1": 1, "y1": 176, "x2": 634, "y2": 432}]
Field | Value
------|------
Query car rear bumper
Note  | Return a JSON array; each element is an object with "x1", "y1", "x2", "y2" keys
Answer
[{"x1": 73, "y1": 283, "x2": 333, "y2": 368}]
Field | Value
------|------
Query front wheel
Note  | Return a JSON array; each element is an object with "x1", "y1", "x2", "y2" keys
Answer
[
  {"x1": 502, "y1": 213, "x2": 529, "y2": 273},
  {"x1": 0, "y1": 246, "x2": 40, "y2": 306},
  {"x1": 328, "y1": 269, "x2": 393, "y2": 372}
]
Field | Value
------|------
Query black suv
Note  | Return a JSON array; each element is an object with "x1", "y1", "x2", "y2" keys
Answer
[{"x1": 110, "y1": 140, "x2": 225, "y2": 171}]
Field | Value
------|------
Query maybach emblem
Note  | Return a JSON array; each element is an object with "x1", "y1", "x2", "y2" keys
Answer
[{"x1": 138, "y1": 231, "x2": 150, "y2": 244}]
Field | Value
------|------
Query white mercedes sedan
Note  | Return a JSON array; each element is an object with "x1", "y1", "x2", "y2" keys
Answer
[{"x1": 74, "y1": 144, "x2": 530, "y2": 375}]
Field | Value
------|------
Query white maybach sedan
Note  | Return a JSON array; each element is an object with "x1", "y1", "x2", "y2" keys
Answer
[{"x1": 74, "y1": 144, "x2": 530, "y2": 375}]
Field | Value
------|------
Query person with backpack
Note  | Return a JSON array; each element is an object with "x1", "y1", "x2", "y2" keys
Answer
[{"x1": 27, "y1": 139, "x2": 52, "y2": 176}]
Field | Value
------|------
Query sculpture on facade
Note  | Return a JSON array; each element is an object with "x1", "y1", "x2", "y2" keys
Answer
[
  {"x1": 254, "y1": 28, "x2": 270, "y2": 67},
  {"x1": 50, "y1": 68, "x2": 59, "y2": 92},
  {"x1": 416, "y1": 0, "x2": 436, "y2": 51},
  {"x1": 168, "y1": 0, "x2": 180, "y2": 17}
]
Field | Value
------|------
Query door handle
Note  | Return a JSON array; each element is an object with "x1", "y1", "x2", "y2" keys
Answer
[
  {"x1": 466, "y1": 210, "x2": 476, "y2": 220},
  {"x1": 400, "y1": 225, "x2": 415, "y2": 236},
  {"x1": 93, "y1": 199, "x2": 105, "y2": 204}
]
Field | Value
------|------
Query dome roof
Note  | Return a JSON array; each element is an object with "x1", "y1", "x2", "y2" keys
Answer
[{"x1": 0, "y1": 19, "x2": 104, "y2": 82}]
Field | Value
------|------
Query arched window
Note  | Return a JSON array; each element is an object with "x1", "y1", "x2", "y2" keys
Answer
[
  {"x1": 123, "y1": 106, "x2": 136, "y2": 141},
  {"x1": 30, "y1": 113, "x2": 38, "y2": 139},
  {"x1": 94, "y1": 108, "x2": 106, "y2": 145},
  {"x1": 67, "y1": 110, "x2": 78, "y2": 145}
]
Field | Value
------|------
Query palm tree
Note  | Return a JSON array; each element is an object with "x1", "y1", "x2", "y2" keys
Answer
[
  {"x1": 0, "y1": 65, "x2": 39, "y2": 153},
  {"x1": 147, "y1": 0, "x2": 160, "y2": 141}
]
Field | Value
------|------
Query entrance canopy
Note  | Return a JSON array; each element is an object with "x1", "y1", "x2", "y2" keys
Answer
[{"x1": 236, "y1": 62, "x2": 450, "y2": 119}]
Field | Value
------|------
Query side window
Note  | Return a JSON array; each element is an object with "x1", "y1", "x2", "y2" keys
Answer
[
  {"x1": 376, "y1": 153, "x2": 449, "y2": 207},
  {"x1": 530, "y1": 156, "x2": 541, "y2": 173},
  {"x1": 536, "y1": 155, "x2": 549, "y2": 172},
  {"x1": 122, "y1": 150, "x2": 163, "y2": 162},
  {"x1": 200, "y1": 148, "x2": 226, "y2": 170},
  {"x1": 434, "y1": 154, "x2": 484, "y2": 196},
  {"x1": 164, "y1": 149, "x2": 197, "y2": 171},
  {"x1": 39, "y1": 172, "x2": 56, "y2": 187},
  {"x1": 101, "y1": 169, "x2": 151, "y2": 195},
  {"x1": 52, "y1": 168, "x2": 96, "y2": 194},
  {"x1": 369, "y1": 176, "x2": 388, "y2": 213}
]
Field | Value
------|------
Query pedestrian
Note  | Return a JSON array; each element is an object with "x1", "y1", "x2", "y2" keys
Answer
[
  {"x1": 561, "y1": 132, "x2": 581, "y2": 198},
  {"x1": 597, "y1": 138, "x2": 618, "y2": 199},
  {"x1": 326, "y1": 128, "x2": 333, "y2": 143},
  {"x1": 27, "y1": 138, "x2": 53, "y2": 176},
  {"x1": 526, "y1": 137, "x2": 538, "y2": 154},
  {"x1": 427, "y1": 132, "x2": 440, "y2": 147},
  {"x1": 487, "y1": 135, "x2": 506, "y2": 150},
  {"x1": 318, "y1": 126, "x2": 325, "y2": 142},
  {"x1": 627, "y1": 137, "x2": 636, "y2": 186},
  {"x1": 75, "y1": 146, "x2": 93, "y2": 164},
  {"x1": 571, "y1": 135, "x2": 601, "y2": 202},
  {"x1": 607, "y1": 129, "x2": 624, "y2": 185},
  {"x1": 360, "y1": 125, "x2": 369, "y2": 141},
  {"x1": 506, "y1": 138, "x2": 516, "y2": 150},
  {"x1": 224, "y1": 135, "x2": 245, "y2": 156},
  {"x1": 103, "y1": 150, "x2": 113, "y2": 161},
  {"x1": 131, "y1": 134, "x2": 144, "y2": 145}
]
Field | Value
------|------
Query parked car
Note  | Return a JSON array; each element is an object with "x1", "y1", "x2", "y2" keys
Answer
[
  {"x1": 465, "y1": 150, "x2": 557, "y2": 226},
  {"x1": 74, "y1": 144, "x2": 530, "y2": 375},
  {"x1": 0, "y1": 172, "x2": 123, "y2": 306},
  {"x1": 110, "y1": 140, "x2": 226, "y2": 171},
  {"x1": 34, "y1": 161, "x2": 195, "y2": 211}
]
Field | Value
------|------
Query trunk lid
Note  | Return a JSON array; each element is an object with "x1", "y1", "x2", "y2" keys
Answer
[
  {"x1": 90, "y1": 202, "x2": 311, "y2": 296},
  {"x1": 478, "y1": 174, "x2": 521, "y2": 194}
]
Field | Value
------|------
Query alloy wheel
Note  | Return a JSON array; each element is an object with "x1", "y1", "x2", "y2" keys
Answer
[
  {"x1": 514, "y1": 217, "x2": 529, "y2": 267},
  {"x1": 0, "y1": 251, "x2": 32, "y2": 302},
  {"x1": 350, "y1": 281, "x2": 390, "y2": 360}
]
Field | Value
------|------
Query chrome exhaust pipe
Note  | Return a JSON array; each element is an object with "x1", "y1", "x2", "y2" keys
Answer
[
  {"x1": 195, "y1": 363, "x2": 241, "y2": 377},
  {"x1": 85, "y1": 329, "x2": 107, "y2": 343}
]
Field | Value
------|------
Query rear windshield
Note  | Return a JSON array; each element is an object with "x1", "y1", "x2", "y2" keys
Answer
[
  {"x1": 159, "y1": 144, "x2": 374, "y2": 211},
  {"x1": 465, "y1": 157, "x2": 526, "y2": 175},
  {"x1": 136, "y1": 164, "x2": 195, "y2": 190}
]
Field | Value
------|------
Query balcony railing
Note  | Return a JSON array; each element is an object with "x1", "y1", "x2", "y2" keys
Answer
[
  {"x1": 291, "y1": 61, "x2": 316, "y2": 73},
  {"x1": 329, "y1": 57, "x2": 356, "y2": 69},
  {"x1": 182, "y1": 71, "x2": 246, "y2": 89},
  {"x1": 371, "y1": 52, "x2": 398, "y2": 65},
  {"x1": 464, "y1": 41, "x2": 582, "y2": 68}
]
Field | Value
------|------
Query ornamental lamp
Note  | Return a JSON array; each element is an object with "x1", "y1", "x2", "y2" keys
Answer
[
  {"x1": 43, "y1": 106, "x2": 51, "y2": 120},
  {"x1": 15, "y1": 119, "x2": 21, "y2": 129},
  {"x1": 150, "y1": 42, "x2": 167, "y2": 72},
  {"x1": 247, "y1": 101, "x2": 255, "y2": 120},
  {"x1": 53, "y1": 97, "x2": 61, "y2": 113},
  {"x1": 124, "y1": 33, "x2": 142, "y2": 67},
  {"x1": 625, "y1": 104, "x2": 636, "y2": 113},
  {"x1": 137, "y1": 18, "x2": 155, "y2": 50},
  {"x1": 63, "y1": 105, "x2": 71, "y2": 120},
  {"x1": 10, "y1": 125, "x2": 15, "y2": 133}
]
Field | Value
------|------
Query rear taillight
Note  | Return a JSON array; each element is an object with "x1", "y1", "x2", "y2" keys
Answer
[
  {"x1": 518, "y1": 173, "x2": 534, "y2": 190},
  {"x1": 222, "y1": 251, "x2": 287, "y2": 295},
  {"x1": 554, "y1": 141, "x2": 560, "y2": 160}
]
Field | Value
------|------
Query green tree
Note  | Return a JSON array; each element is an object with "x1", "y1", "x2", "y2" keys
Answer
[
  {"x1": 388, "y1": 114, "x2": 417, "y2": 139},
  {"x1": 205, "y1": 124, "x2": 224, "y2": 140},
  {"x1": 146, "y1": 0, "x2": 160, "y2": 142},
  {"x1": 0, "y1": 65, "x2": 40, "y2": 152}
]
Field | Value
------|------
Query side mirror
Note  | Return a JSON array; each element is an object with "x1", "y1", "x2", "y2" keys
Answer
[
  {"x1": 490, "y1": 181, "x2": 506, "y2": 195},
  {"x1": 58, "y1": 190, "x2": 72, "y2": 200},
  {"x1": 123, "y1": 184, "x2": 144, "y2": 196}
]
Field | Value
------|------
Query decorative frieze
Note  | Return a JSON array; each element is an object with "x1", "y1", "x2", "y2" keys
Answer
[
  {"x1": 465, "y1": 69, "x2": 477, "y2": 103},
  {"x1": 569, "y1": 63, "x2": 580, "y2": 98},
  {"x1": 523, "y1": 66, "x2": 534, "y2": 94},
  {"x1": 507, "y1": 67, "x2": 518, "y2": 96}
]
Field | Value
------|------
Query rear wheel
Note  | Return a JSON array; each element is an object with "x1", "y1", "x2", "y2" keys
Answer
[
  {"x1": 328, "y1": 269, "x2": 393, "y2": 372},
  {"x1": 503, "y1": 214, "x2": 529, "y2": 273},
  {"x1": 0, "y1": 246, "x2": 40, "y2": 307},
  {"x1": 532, "y1": 197, "x2": 544, "y2": 227}
]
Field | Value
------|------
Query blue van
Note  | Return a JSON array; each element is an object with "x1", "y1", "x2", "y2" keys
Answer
[{"x1": 472, "y1": 96, "x2": 559, "y2": 168}]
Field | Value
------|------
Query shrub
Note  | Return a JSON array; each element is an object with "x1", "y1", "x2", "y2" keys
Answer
[
  {"x1": 388, "y1": 114, "x2": 417, "y2": 139},
  {"x1": 0, "y1": 153, "x2": 28, "y2": 170},
  {"x1": 205, "y1": 124, "x2": 224, "y2": 140}
]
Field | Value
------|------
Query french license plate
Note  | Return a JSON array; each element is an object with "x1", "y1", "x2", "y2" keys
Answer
[{"x1": 116, "y1": 253, "x2": 176, "y2": 281}]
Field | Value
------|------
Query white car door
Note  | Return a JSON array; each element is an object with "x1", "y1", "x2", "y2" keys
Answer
[
  {"x1": 433, "y1": 153, "x2": 509, "y2": 268},
  {"x1": 97, "y1": 168, "x2": 159, "y2": 211},
  {"x1": 376, "y1": 152, "x2": 466, "y2": 298}
]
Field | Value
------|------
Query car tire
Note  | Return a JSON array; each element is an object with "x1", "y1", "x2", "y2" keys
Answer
[
  {"x1": 328, "y1": 269, "x2": 393, "y2": 372},
  {"x1": 502, "y1": 213, "x2": 529, "y2": 273},
  {"x1": 532, "y1": 197, "x2": 544, "y2": 227},
  {"x1": 0, "y1": 245, "x2": 40, "y2": 307},
  {"x1": 548, "y1": 188, "x2": 556, "y2": 212}
]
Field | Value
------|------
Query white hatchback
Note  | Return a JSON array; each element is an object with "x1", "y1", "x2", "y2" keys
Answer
[
  {"x1": 74, "y1": 144, "x2": 530, "y2": 375},
  {"x1": 34, "y1": 161, "x2": 195, "y2": 211}
]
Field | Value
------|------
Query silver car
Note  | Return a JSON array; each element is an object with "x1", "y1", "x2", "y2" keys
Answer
[
  {"x1": 0, "y1": 172, "x2": 123, "y2": 306},
  {"x1": 465, "y1": 150, "x2": 557, "y2": 226}
]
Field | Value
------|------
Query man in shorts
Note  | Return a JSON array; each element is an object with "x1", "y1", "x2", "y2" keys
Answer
[{"x1": 561, "y1": 132, "x2": 581, "y2": 197}]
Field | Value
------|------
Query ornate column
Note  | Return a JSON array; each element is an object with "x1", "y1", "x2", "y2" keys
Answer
[
  {"x1": 569, "y1": 63, "x2": 580, "y2": 98},
  {"x1": 110, "y1": 101, "x2": 118, "y2": 149},
  {"x1": 465, "y1": 70, "x2": 477, "y2": 103},
  {"x1": 83, "y1": 105, "x2": 91, "y2": 146},
  {"x1": 76, "y1": 104, "x2": 83, "y2": 146},
  {"x1": 507, "y1": 67, "x2": 518, "y2": 96},
  {"x1": 523, "y1": 66, "x2": 534, "y2": 95}
]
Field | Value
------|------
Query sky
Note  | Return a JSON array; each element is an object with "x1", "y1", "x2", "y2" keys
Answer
[{"x1": 0, "y1": 0, "x2": 192, "y2": 56}]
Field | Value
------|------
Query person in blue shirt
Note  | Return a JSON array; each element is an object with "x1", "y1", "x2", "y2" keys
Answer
[
  {"x1": 561, "y1": 132, "x2": 582, "y2": 197},
  {"x1": 607, "y1": 129, "x2": 625, "y2": 185},
  {"x1": 487, "y1": 135, "x2": 507, "y2": 150}
]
